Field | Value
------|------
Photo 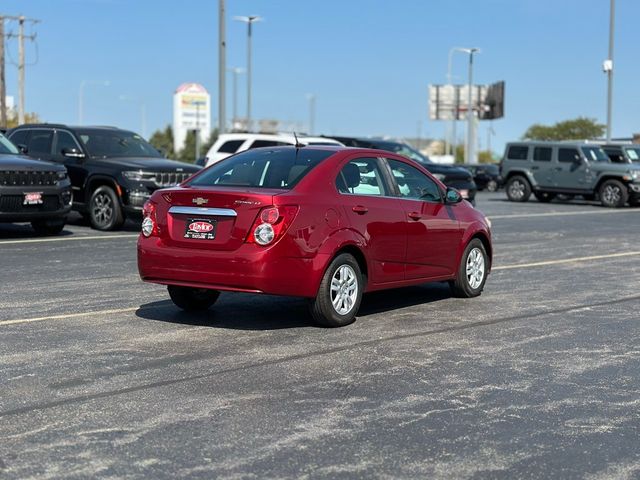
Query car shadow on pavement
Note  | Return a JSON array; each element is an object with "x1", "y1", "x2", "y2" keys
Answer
[
  {"x1": 0, "y1": 223, "x2": 74, "y2": 239},
  {"x1": 66, "y1": 212, "x2": 142, "y2": 232},
  {"x1": 135, "y1": 283, "x2": 454, "y2": 330}
]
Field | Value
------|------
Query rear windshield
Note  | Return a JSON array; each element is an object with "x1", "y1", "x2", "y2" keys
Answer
[
  {"x1": 189, "y1": 148, "x2": 333, "y2": 189},
  {"x1": 581, "y1": 146, "x2": 609, "y2": 162}
]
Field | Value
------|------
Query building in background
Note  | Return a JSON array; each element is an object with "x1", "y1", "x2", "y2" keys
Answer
[{"x1": 172, "y1": 83, "x2": 211, "y2": 153}]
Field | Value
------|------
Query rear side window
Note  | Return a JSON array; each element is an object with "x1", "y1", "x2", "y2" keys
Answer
[
  {"x1": 190, "y1": 148, "x2": 332, "y2": 189},
  {"x1": 336, "y1": 158, "x2": 388, "y2": 196},
  {"x1": 558, "y1": 148, "x2": 580, "y2": 163},
  {"x1": 604, "y1": 148, "x2": 625, "y2": 163},
  {"x1": 28, "y1": 130, "x2": 54, "y2": 156},
  {"x1": 533, "y1": 147, "x2": 552, "y2": 162},
  {"x1": 218, "y1": 140, "x2": 244, "y2": 154},
  {"x1": 507, "y1": 146, "x2": 528, "y2": 160}
]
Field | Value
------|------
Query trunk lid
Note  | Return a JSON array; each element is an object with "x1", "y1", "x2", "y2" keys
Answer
[{"x1": 158, "y1": 186, "x2": 286, "y2": 251}]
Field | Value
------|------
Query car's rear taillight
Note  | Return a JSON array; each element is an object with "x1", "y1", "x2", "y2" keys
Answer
[
  {"x1": 142, "y1": 200, "x2": 158, "y2": 237},
  {"x1": 246, "y1": 206, "x2": 299, "y2": 246}
]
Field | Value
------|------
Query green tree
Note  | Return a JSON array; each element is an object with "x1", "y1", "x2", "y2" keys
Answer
[
  {"x1": 178, "y1": 129, "x2": 219, "y2": 163},
  {"x1": 453, "y1": 144, "x2": 496, "y2": 164},
  {"x1": 148, "y1": 125, "x2": 174, "y2": 157},
  {"x1": 522, "y1": 117, "x2": 605, "y2": 141}
]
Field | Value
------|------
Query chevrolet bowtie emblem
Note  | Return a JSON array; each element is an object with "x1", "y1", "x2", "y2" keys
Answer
[{"x1": 192, "y1": 197, "x2": 208, "y2": 206}]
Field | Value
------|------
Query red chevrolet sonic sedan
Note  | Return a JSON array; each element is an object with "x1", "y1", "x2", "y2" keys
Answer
[{"x1": 137, "y1": 146, "x2": 492, "y2": 327}]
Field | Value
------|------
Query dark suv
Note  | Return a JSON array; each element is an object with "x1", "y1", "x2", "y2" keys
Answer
[
  {"x1": 327, "y1": 136, "x2": 477, "y2": 205},
  {"x1": 0, "y1": 132, "x2": 72, "y2": 234},
  {"x1": 7, "y1": 125, "x2": 201, "y2": 230}
]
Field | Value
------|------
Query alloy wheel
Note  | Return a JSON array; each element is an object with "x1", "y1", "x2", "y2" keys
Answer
[
  {"x1": 466, "y1": 247, "x2": 485, "y2": 289},
  {"x1": 509, "y1": 180, "x2": 525, "y2": 200},
  {"x1": 92, "y1": 192, "x2": 114, "y2": 227},
  {"x1": 330, "y1": 265, "x2": 358, "y2": 315},
  {"x1": 602, "y1": 185, "x2": 622, "y2": 205}
]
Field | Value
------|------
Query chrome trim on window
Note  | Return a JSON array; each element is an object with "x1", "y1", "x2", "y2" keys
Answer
[{"x1": 168, "y1": 206, "x2": 237, "y2": 217}]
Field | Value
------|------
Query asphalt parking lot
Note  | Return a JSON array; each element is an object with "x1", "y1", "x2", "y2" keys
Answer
[{"x1": 1, "y1": 192, "x2": 640, "y2": 479}]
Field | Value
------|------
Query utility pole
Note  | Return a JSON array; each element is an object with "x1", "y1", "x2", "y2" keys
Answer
[
  {"x1": 3, "y1": 15, "x2": 40, "y2": 126},
  {"x1": 0, "y1": 16, "x2": 6, "y2": 128},
  {"x1": 218, "y1": 0, "x2": 226, "y2": 134},
  {"x1": 605, "y1": 0, "x2": 615, "y2": 142},
  {"x1": 235, "y1": 15, "x2": 262, "y2": 132},
  {"x1": 307, "y1": 94, "x2": 316, "y2": 135}
]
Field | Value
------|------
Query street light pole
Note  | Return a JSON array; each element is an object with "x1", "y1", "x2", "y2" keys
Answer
[
  {"x1": 228, "y1": 67, "x2": 245, "y2": 127},
  {"x1": 306, "y1": 94, "x2": 316, "y2": 135},
  {"x1": 463, "y1": 48, "x2": 480, "y2": 164},
  {"x1": 606, "y1": 0, "x2": 615, "y2": 142},
  {"x1": 218, "y1": 0, "x2": 226, "y2": 134},
  {"x1": 235, "y1": 15, "x2": 262, "y2": 132}
]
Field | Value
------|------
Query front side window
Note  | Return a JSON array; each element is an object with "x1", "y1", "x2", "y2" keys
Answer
[
  {"x1": 623, "y1": 147, "x2": 640, "y2": 162},
  {"x1": 507, "y1": 146, "x2": 529, "y2": 160},
  {"x1": 190, "y1": 148, "x2": 331, "y2": 189},
  {"x1": 7, "y1": 130, "x2": 28, "y2": 149},
  {"x1": 558, "y1": 148, "x2": 580, "y2": 163},
  {"x1": 336, "y1": 158, "x2": 388, "y2": 196},
  {"x1": 605, "y1": 148, "x2": 626, "y2": 163},
  {"x1": 581, "y1": 146, "x2": 610, "y2": 163},
  {"x1": 55, "y1": 131, "x2": 81, "y2": 156},
  {"x1": 387, "y1": 159, "x2": 441, "y2": 202},
  {"x1": 533, "y1": 147, "x2": 552, "y2": 162},
  {"x1": 28, "y1": 130, "x2": 54, "y2": 156}
]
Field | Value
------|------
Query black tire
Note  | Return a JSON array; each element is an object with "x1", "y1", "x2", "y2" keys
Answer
[
  {"x1": 310, "y1": 253, "x2": 363, "y2": 327},
  {"x1": 505, "y1": 175, "x2": 531, "y2": 202},
  {"x1": 486, "y1": 180, "x2": 498, "y2": 192},
  {"x1": 167, "y1": 285, "x2": 220, "y2": 312},
  {"x1": 31, "y1": 219, "x2": 65, "y2": 235},
  {"x1": 599, "y1": 179, "x2": 628, "y2": 208},
  {"x1": 534, "y1": 192, "x2": 556, "y2": 203},
  {"x1": 449, "y1": 239, "x2": 489, "y2": 298},
  {"x1": 89, "y1": 185, "x2": 125, "y2": 231}
]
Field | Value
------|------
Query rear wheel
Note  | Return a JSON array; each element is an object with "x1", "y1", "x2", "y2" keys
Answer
[
  {"x1": 31, "y1": 219, "x2": 65, "y2": 235},
  {"x1": 506, "y1": 176, "x2": 531, "y2": 202},
  {"x1": 168, "y1": 286, "x2": 220, "y2": 312},
  {"x1": 89, "y1": 185, "x2": 124, "y2": 231},
  {"x1": 599, "y1": 179, "x2": 628, "y2": 208},
  {"x1": 449, "y1": 239, "x2": 489, "y2": 298},
  {"x1": 486, "y1": 180, "x2": 498, "y2": 192},
  {"x1": 310, "y1": 253, "x2": 363, "y2": 327},
  {"x1": 534, "y1": 192, "x2": 556, "y2": 203}
]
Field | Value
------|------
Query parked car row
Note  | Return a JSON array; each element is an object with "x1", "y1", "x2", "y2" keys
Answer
[{"x1": 501, "y1": 140, "x2": 640, "y2": 207}]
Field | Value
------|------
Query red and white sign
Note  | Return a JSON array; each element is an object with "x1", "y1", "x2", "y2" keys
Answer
[{"x1": 188, "y1": 221, "x2": 214, "y2": 233}]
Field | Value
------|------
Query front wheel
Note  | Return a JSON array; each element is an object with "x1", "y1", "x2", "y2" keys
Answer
[
  {"x1": 599, "y1": 179, "x2": 628, "y2": 208},
  {"x1": 310, "y1": 253, "x2": 363, "y2": 327},
  {"x1": 31, "y1": 219, "x2": 65, "y2": 235},
  {"x1": 486, "y1": 180, "x2": 498, "y2": 192},
  {"x1": 89, "y1": 185, "x2": 125, "y2": 231},
  {"x1": 168, "y1": 286, "x2": 220, "y2": 312},
  {"x1": 505, "y1": 176, "x2": 531, "y2": 202},
  {"x1": 449, "y1": 239, "x2": 489, "y2": 298}
]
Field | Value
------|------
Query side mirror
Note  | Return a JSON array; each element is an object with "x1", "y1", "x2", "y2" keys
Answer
[
  {"x1": 17, "y1": 144, "x2": 28, "y2": 154},
  {"x1": 62, "y1": 147, "x2": 86, "y2": 159},
  {"x1": 445, "y1": 187, "x2": 463, "y2": 204}
]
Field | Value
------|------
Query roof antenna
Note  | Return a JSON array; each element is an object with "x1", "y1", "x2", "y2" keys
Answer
[{"x1": 293, "y1": 131, "x2": 304, "y2": 149}]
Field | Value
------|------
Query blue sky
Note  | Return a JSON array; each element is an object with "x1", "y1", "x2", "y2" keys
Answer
[{"x1": 2, "y1": 0, "x2": 638, "y2": 153}]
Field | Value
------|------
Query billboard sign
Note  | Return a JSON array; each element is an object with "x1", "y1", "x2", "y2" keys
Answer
[
  {"x1": 173, "y1": 83, "x2": 211, "y2": 153},
  {"x1": 429, "y1": 81, "x2": 505, "y2": 121}
]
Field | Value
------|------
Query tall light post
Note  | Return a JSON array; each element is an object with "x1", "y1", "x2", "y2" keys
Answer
[
  {"x1": 605, "y1": 0, "x2": 615, "y2": 142},
  {"x1": 457, "y1": 48, "x2": 480, "y2": 164},
  {"x1": 234, "y1": 15, "x2": 262, "y2": 132},
  {"x1": 218, "y1": 0, "x2": 226, "y2": 134},
  {"x1": 447, "y1": 47, "x2": 471, "y2": 157},
  {"x1": 306, "y1": 94, "x2": 316, "y2": 135},
  {"x1": 227, "y1": 67, "x2": 245, "y2": 128},
  {"x1": 78, "y1": 80, "x2": 110, "y2": 124}
]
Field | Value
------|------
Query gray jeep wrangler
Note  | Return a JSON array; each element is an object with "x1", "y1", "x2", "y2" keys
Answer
[{"x1": 500, "y1": 141, "x2": 640, "y2": 208}]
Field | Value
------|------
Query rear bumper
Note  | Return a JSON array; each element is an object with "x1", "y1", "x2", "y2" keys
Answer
[{"x1": 137, "y1": 236, "x2": 328, "y2": 298}]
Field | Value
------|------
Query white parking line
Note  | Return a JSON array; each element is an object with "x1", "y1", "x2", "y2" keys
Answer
[
  {"x1": 2, "y1": 250, "x2": 640, "y2": 327},
  {"x1": 0, "y1": 234, "x2": 138, "y2": 246},
  {"x1": 490, "y1": 209, "x2": 640, "y2": 220},
  {"x1": 493, "y1": 251, "x2": 640, "y2": 271}
]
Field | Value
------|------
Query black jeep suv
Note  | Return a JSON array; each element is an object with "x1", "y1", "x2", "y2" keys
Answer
[
  {"x1": 7, "y1": 125, "x2": 201, "y2": 230},
  {"x1": 327, "y1": 136, "x2": 478, "y2": 205},
  {"x1": 0, "y1": 132, "x2": 72, "y2": 234}
]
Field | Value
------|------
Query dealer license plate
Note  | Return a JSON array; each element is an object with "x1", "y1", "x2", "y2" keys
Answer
[
  {"x1": 23, "y1": 192, "x2": 43, "y2": 205},
  {"x1": 184, "y1": 218, "x2": 217, "y2": 240}
]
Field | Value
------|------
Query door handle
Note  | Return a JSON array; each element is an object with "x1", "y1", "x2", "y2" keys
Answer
[
  {"x1": 531, "y1": 166, "x2": 539, "y2": 171},
  {"x1": 352, "y1": 205, "x2": 368, "y2": 215},
  {"x1": 408, "y1": 212, "x2": 421, "y2": 221}
]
